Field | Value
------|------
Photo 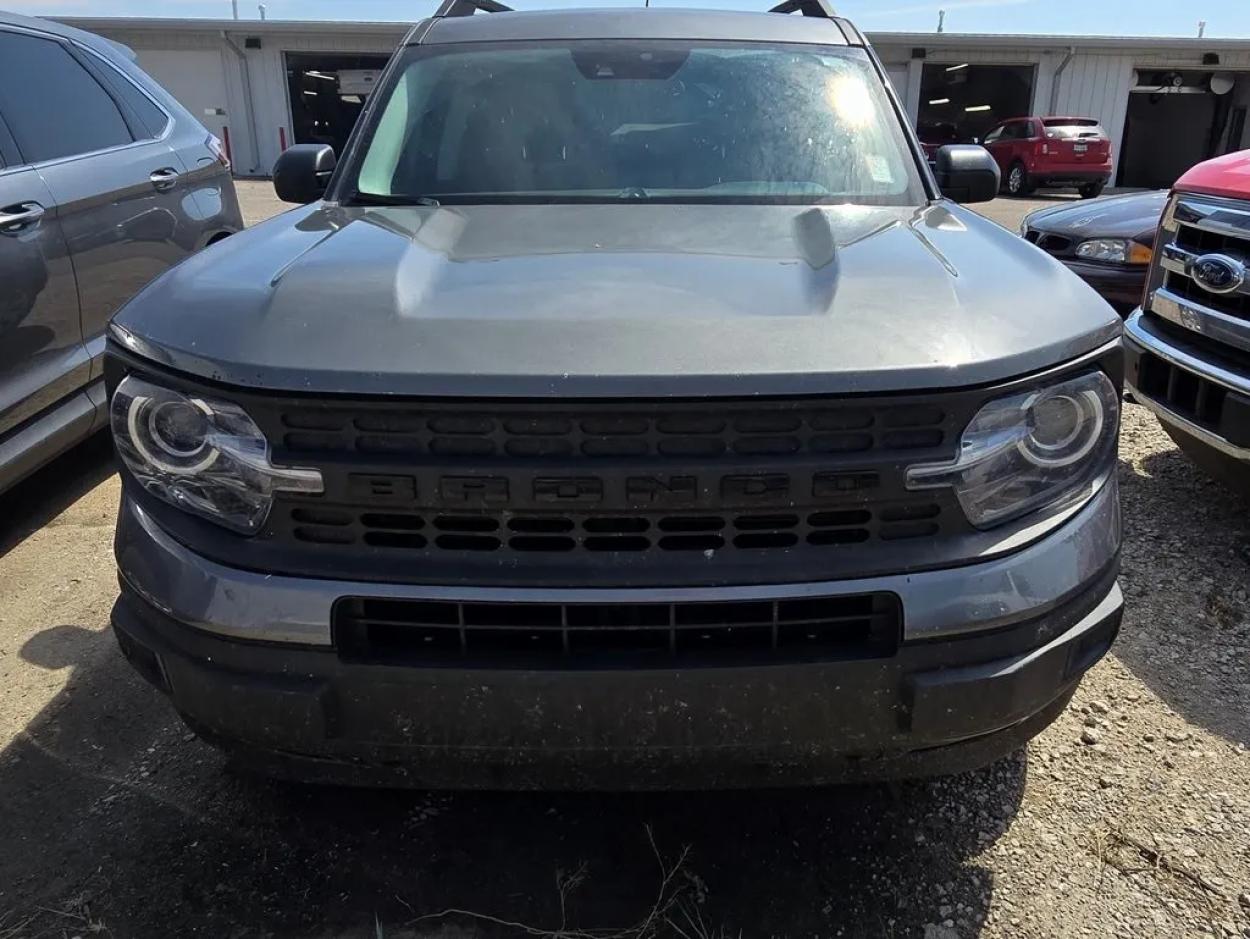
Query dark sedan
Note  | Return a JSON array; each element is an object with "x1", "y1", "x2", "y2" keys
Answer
[{"x1": 1021, "y1": 190, "x2": 1167, "y2": 314}]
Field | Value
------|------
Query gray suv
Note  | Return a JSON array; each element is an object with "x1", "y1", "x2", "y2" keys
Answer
[
  {"x1": 107, "y1": 1, "x2": 1124, "y2": 788},
  {"x1": 0, "y1": 12, "x2": 242, "y2": 492}
]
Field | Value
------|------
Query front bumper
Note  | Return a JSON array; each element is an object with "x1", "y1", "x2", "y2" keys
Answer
[
  {"x1": 1061, "y1": 260, "x2": 1145, "y2": 314},
  {"x1": 1124, "y1": 310, "x2": 1250, "y2": 490},
  {"x1": 112, "y1": 484, "x2": 1123, "y2": 788}
]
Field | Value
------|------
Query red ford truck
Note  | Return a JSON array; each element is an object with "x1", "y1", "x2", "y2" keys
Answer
[{"x1": 1125, "y1": 149, "x2": 1250, "y2": 495}]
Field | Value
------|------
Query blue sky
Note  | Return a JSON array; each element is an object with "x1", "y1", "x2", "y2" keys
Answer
[{"x1": 7, "y1": 0, "x2": 1250, "y2": 37}]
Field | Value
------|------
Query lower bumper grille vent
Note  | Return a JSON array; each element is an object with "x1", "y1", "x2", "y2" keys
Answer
[
  {"x1": 334, "y1": 592, "x2": 901, "y2": 667},
  {"x1": 1134, "y1": 346, "x2": 1250, "y2": 448}
]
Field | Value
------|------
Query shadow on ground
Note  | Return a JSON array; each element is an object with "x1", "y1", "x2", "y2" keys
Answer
[
  {"x1": 1115, "y1": 445, "x2": 1250, "y2": 749},
  {"x1": 1, "y1": 626, "x2": 1024, "y2": 938},
  {"x1": 0, "y1": 431, "x2": 115, "y2": 559},
  {"x1": 0, "y1": 407, "x2": 1038, "y2": 939}
]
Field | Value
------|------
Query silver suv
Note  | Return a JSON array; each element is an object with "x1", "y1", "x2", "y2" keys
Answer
[
  {"x1": 107, "y1": 0, "x2": 1124, "y2": 788},
  {"x1": 0, "y1": 12, "x2": 242, "y2": 492}
]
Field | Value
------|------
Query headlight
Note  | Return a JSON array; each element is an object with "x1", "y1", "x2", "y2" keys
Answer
[
  {"x1": 1019, "y1": 219, "x2": 1031, "y2": 236},
  {"x1": 905, "y1": 371, "x2": 1118, "y2": 529},
  {"x1": 111, "y1": 375, "x2": 322, "y2": 533},
  {"x1": 1075, "y1": 238, "x2": 1153, "y2": 265}
]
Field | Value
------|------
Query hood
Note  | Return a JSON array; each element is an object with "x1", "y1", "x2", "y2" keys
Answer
[
  {"x1": 113, "y1": 201, "x2": 1121, "y2": 397},
  {"x1": 1025, "y1": 190, "x2": 1168, "y2": 244},
  {"x1": 1176, "y1": 149, "x2": 1250, "y2": 201}
]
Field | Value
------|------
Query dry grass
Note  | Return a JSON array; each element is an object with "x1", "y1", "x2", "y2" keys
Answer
[{"x1": 404, "y1": 825, "x2": 712, "y2": 939}]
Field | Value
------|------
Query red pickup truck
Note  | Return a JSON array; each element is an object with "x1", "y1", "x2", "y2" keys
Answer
[
  {"x1": 983, "y1": 116, "x2": 1113, "y2": 198},
  {"x1": 1125, "y1": 149, "x2": 1250, "y2": 495}
]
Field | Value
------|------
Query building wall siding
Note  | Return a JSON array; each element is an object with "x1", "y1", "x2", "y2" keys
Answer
[
  {"x1": 64, "y1": 20, "x2": 1250, "y2": 181},
  {"x1": 1052, "y1": 53, "x2": 1137, "y2": 175}
]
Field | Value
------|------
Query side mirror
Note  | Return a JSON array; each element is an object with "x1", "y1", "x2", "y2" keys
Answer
[
  {"x1": 273, "y1": 144, "x2": 336, "y2": 204},
  {"x1": 935, "y1": 144, "x2": 1000, "y2": 204}
]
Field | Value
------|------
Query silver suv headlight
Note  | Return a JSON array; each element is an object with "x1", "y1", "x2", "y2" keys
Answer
[
  {"x1": 905, "y1": 370, "x2": 1119, "y2": 529},
  {"x1": 111, "y1": 375, "x2": 322, "y2": 533}
]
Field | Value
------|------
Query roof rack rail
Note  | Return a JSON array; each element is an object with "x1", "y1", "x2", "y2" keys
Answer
[
  {"x1": 769, "y1": 0, "x2": 836, "y2": 16},
  {"x1": 433, "y1": 0, "x2": 512, "y2": 16}
]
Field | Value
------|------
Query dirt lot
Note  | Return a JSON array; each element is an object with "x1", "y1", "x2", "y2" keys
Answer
[{"x1": 1, "y1": 183, "x2": 1248, "y2": 939}]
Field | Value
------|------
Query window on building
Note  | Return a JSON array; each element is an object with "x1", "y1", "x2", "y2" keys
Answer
[{"x1": 917, "y1": 63, "x2": 1035, "y2": 144}]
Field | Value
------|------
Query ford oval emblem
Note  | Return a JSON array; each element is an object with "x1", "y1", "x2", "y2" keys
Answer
[{"x1": 1190, "y1": 253, "x2": 1246, "y2": 295}]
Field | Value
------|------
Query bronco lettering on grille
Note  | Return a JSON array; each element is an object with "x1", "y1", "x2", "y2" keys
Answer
[
  {"x1": 533, "y1": 477, "x2": 603, "y2": 504},
  {"x1": 348, "y1": 473, "x2": 417, "y2": 502},
  {"x1": 439, "y1": 476, "x2": 510, "y2": 505},
  {"x1": 626, "y1": 475, "x2": 697, "y2": 507}
]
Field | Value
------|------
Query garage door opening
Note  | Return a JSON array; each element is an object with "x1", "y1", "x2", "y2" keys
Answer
[
  {"x1": 1118, "y1": 71, "x2": 1250, "y2": 189},
  {"x1": 916, "y1": 63, "x2": 1034, "y2": 151},
  {"x1": 285, "y1": 53, "x2": 391, "y2": 156}
]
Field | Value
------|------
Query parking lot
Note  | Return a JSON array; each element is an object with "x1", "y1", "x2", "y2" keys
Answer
[{"x1": 0, "y1": 182, "x2": 1247, "y2": 939}]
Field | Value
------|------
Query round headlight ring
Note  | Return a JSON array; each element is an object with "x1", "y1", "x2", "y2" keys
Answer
[
  {"x1": 1018, "y1": 388, "x2": 1104, "y2": 469},
  {"x1": 128, "y1": 392, "x2": 219, "y2": 475}
]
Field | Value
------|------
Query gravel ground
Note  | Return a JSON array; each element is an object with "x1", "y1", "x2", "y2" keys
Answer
[{"x1": 0, "y1": 184, "x2": 1248, "y2": 939}]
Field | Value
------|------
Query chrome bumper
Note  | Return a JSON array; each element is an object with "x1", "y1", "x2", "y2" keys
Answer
[
  {"x1": 115, "y1": 480, "x2": 1122, "y2": 648},
  {"x1": 1124, "y1": 309, "x2": 1250, "y2": 464}
]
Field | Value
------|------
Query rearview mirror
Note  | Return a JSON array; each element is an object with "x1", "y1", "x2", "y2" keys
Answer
[
  {"x1": 273, "y1": 144, "x2": 337, "y2": 204},
  {"x1": 935, "y1": 145, "x2": 1000, "y2": 204}
]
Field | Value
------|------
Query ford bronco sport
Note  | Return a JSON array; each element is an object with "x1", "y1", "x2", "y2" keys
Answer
[
  {"x1": 107, "y1": 0, "x2": 1125, "y2": 788},
  {"x1": 1125, "y1": 149, "x2": 1250, "y2": 497}
]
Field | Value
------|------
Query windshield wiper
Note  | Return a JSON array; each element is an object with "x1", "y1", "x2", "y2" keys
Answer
[
  {"x1": 617, "y1": 186, "x2": 650, "y2": 200},
  {"x1": 350, "y1": 192, "x2": 441, "y2": 208}
]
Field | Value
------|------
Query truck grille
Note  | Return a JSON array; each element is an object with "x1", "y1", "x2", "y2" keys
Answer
[
  {"x1": 334, "y1": 591, "x2": 901, "y2": 667},
  {"x1": 1024, "y1": 229, "x2": 1074, "y2": 257},
  {"x1": 1162, "y1": 269, "x2": 1250, "y2": 321},
  {"x1": 1131, "y1": 321, "x2": 1250, "y2": 447},
  {"x1": 289, "y1": 501, "x2": 943, "y2": 554},
  {"x1": 276, "y1": 400, "x2": 947, "y2": 461},
  {"x1": 1136, "y1": 346, "x2": 1233, "y2": 432},
  {"x1": 244, "y1": 392, "x2": 976, "y2": 587},
  {"x1": 1153, "y1": 195, "x2": 1250, "y2": 327}
]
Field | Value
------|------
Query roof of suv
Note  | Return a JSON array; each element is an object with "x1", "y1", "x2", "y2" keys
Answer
[
  {"x1": 418, "y1": 7, "x2": 860, "y2": 46},
  {"x1": 0, "y1": 9, "x2": 138, "y2": 62}
]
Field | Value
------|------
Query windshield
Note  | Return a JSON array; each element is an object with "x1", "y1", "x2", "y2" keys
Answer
[{"x1": 350, "y1": 41, "x2": 923, "y2": 205}]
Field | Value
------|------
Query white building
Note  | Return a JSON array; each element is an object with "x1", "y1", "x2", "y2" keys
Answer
[{"x1": 56, "y1": 15, "x2": 1250, "y2": 187}]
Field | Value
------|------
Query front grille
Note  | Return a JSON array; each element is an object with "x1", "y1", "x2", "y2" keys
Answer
[
  {"x1": 1155, "y1": 196, "x2": 1250, "y2": 322},
  {"x1": 334, "y1": 591, "x2": 901, "y2": 667},
  {"x1": 290, "y1": 502, "x2": 943, "y2": 555},
  {"x1": 1025, "y1": 230, "x2": 1074, "y2": 256},
  {"x1": 276, "y1": 400, "x2": 947, "y2": 461},
  {"x1": 237, "y1": 392, "x2": 979, "y2": 587},
  {"x1": 83, "y1": 369, "x2": 1012, "y2": 589},
  {"x1": 1163, "y1": 269, "x2": 1250, "y2": 320}
]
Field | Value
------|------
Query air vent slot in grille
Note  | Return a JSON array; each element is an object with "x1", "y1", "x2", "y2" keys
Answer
[
  {"x1": 1163, "y1": 270, "x2": 1250, "y2": 320},
  {"x1": 289, "y1": 505, "x2": 944, "y2": 554},
  {"x1": 276, "y1": 402, "x2": 949, "y2": 460},
  {"x1": 1135, "y1": 348, "x2": 1250, "y2": 447},
  {"x1": 1025, "y1": 231, "x2": 1074, "y2": 256},
  {"x1": 334, "y1": 592, "x2": 901, "y2": 667}
]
